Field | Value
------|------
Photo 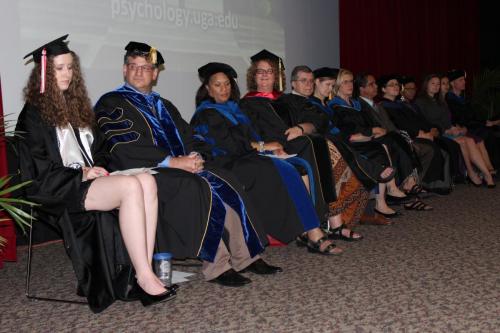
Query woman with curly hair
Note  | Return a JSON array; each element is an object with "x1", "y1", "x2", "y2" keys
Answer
[{"x1": 16, "y1": 35, "x2": 175, "y2": 310}]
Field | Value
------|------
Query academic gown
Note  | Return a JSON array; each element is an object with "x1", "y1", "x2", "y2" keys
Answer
[
  {"x1": 380, "y1": 98, "x2": 445, "y2": 182},
  {"x1": 328, "y1": 97, "x2": 391, "y2": 168},
  {"x1": 16, "y1": 104, "x2": 134, "y2": 313},
  {"x1": 352, "y1": 97, "x2": 418, "y2": 185},
  {"x1": 190, "y1": 101, "x2": 320, "y2": 237},
  {"x1": 94, "y1": 88, "x2": 265, "y2": 262},
  {"x1": 240, "y1": 94, "x2": 337, "y2": 202}
]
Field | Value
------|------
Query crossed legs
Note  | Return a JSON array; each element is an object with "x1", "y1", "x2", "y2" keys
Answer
[{"x1": 84, "y1": 174, "x2": 165, "y2": 296}]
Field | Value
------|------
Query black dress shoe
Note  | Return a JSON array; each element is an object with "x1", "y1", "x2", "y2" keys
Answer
[
  {"x1": 374, "y1": 208, "x2": 402, "y2": 218},
  {"x1": 140, "y1": 287, "x2": 176, "y2": 307},
  {"x1": 210, "y1": 269, "x2": 251, "y2": 287},
  {"x1": 240, "y1": 259, "x2": 283, "y2": 275}
]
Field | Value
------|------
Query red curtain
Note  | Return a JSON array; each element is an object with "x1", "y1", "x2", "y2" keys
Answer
[
  {"x1": 0, "y1": 77, "x2": 7, "y2": 177},
  {"x1": 339, "y1": 0, "x2": 480, "y2": 85}
]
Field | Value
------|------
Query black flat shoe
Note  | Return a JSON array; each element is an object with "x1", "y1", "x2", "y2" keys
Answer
[
  {"x1": 240, "y1": 259, "x2": 283, "y2": 275},
  {"x1": 374, "y1": 208, "x2": 402, "y2": 218},
  {"x1": 210, "y1": 269, "x2": 251, "y2": 287},
  {"x1": 140, "y1": 287, "x2": 176, "y2": 307},
  {"x1": 386, "y1": 194, "x2": 412, "y2": 205}
]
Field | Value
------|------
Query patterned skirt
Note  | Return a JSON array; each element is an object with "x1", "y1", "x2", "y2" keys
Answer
[{"x1": 326, "y1": 140, "x2": 370, "y2": 227}]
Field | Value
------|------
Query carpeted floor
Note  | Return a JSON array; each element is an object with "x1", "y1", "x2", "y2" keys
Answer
[{"x1": 1, "y1": 184, "x2": 499, "y2": 332}]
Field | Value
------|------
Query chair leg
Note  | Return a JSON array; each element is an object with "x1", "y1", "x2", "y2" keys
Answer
[{"x1": 25, "y1": 209, "x2": 87, "y2": 305}]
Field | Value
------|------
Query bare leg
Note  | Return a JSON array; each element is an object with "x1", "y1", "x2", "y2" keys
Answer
[
  {"x1": 465, "y1": 137, "x2": 494, "y2": 185},
  {"x1": 375, "y1": 183, "x2": 396, "y2": 214},
  {"x1": 133, "y1": 173, "x2": 158, "y2": 266},
  {"x1": 477, "y1": 140, "x2": 495, "y2": 171},
  {"x1": 386, "y1": 178, "x2": 407, "y2": 197},
  {"x1": 455, "y1": 137, "x2": 481, "y2": 184},
  {"x1": 84, "y1": 175, "x2": 165, "y2": 295}
]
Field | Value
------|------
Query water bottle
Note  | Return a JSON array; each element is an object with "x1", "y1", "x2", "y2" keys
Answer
[{"x1": 153, "y1": 252, "x2": 172, "y2": 287}]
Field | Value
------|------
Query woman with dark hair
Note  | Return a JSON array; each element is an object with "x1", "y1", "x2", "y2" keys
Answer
[
  {"x1": 191, "y1": 62, "x2": 345, "y2": 255},
  {"x1": 416, "y1": 74, "x2": 494, "y2": 187},
  {"x1": 415, "y1": 74, "x2": 466, "y2": 185},
  {"x1": 378, "y1": 75, "x2": 450, "y2": 193},
  {"x1": 16, "y1": 35, "x2": 175, "y2": 310}
]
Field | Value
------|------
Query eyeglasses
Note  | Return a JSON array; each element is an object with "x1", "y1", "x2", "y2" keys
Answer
[
  {"x1": 385, "y1": 83, "x2": 400, "y2": 88},
  {"x1": 256, "y1": 68, "x2": 274, "y2": 75},
  {"x1": 294, "y1": 78, "x2": 314, "y2": 85},
  {"x1": 126, "y1": 63, "x2": 155, "y2": 73}
]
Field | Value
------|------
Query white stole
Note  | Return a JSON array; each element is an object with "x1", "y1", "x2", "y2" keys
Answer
[{"x1": 56, "y1": 124, "x2": 94, "y2": 169}]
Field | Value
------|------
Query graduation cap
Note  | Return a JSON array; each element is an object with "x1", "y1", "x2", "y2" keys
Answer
[
  {"x1": 313, "y1": 67, "x2": 339, "y2": 79},
  {"x1": 125, "y1": 41, "x2": 165, "y2": 65},
  {"x1": 377, "y1": 74, "x2": 400, "y2": 88},
  {"x1": 250, "y1": 49, "x2": 285, "y2": 91},
  {"x1": 447, "y1": 69, "x2": 466, "y2": 82},
  {"x1": 23, "y1": 34, "x2": 70, "y2": 63},
  {"x1": 198, "y1": 62, "x2": 237, "y2": 81},
  {"x1": 23, "y1": 34, "x2": 71, "y2": 94}
]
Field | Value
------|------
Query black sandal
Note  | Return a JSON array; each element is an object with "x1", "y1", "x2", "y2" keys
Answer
[
  {"x1": 306, "y1": 236, "x2": 342, "y2": 255},
  {"x1": 327, "y1": 224, "x2": 363, "y2": 242},
  {"x1": 404, "y1": 198, "x2": 433, "y2": 211},
  {"x1": 296, "y1": 233, "x2": 309, "y2": 247},
  {"x1": 404, "y1": 184, "x2": 427, "y2": 196}
]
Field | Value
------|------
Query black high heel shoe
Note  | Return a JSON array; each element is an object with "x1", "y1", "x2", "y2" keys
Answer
[{"x1": 140, "y1": 286, "x2": 176, "y2": 307}]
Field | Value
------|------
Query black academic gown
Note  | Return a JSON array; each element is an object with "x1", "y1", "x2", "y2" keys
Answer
[
  {"x1": 16, "y1": 104, "x2": 134, "y2": 313},
  {"x1": 240, "y1": 95, "x2": 337, "y2": 202},
  {"x1": 94, "y1": 92, "x2": 268, "y2": 258},
  {"x1": 329, "y1": 99, "x2": 391, "y2": 169},
  {"x1": 358, "y1": 98, "x2": 419, "y2": 185},
  {"x1": 380, "y1": 98, "x2": 445, "y2": 182},
  {"x1": 190, "y1": 104, "x2": 319, "y2": 236}
]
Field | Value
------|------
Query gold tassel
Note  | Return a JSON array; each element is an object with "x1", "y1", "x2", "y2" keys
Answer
[
  {"x1": 148, "y1": 47, "x2": 157, "y2": 64},
  {"x1": 278, "y1": 58, "x2": 283, "y2": 92},
  {"x1": 328, "y1": 91, "x2": 333, "y2": 100}
]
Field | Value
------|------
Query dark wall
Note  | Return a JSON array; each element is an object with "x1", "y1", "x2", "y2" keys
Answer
[
  {"x1": 339, "y1": 0, "x2": 480, "y2": 81},
  {"x1": 480, "y1": 0, "x2": 500, "y2": 70}
]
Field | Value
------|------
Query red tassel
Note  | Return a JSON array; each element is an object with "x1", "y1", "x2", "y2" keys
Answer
[{"x1": 40, "y1": 49, "x2": 47, "y2": 94}]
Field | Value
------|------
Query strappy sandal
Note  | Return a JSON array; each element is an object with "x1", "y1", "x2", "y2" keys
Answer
[
  {"x1": 306, "y1": 236, "x2": 342, "y2": 255},
  {"x1": 296, "y1": 233, "x2": 309, "y2": 247},
  {"x1": 327, "y1": 224, "x2": 363, "y2": 242},
  {"x1": 404, "y1": 184, "x2": 427, "y2": 196},
  {"x1": 404, "y1": 198, "x2": 433, "y2": 211}
]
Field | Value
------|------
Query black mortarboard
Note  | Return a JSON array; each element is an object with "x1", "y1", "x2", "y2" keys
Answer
[
  {"x1": 125, "y1": 41, "x2": 165, "y2": 65},
  {"x1": 250, "y1": 49, "x2": 282, "y2": 64},
  {"x1": 447, "y1": 69, "x2": 466, "y2": 82},
  {"x1": 377, "y1": 74, "x2": 400, "y2": 87},
  {"x1": 23, "y1": 34, "x2": 70, "y2": 63},
  {"x1": 313, "y1": 67, "x2": 339, "y2": 79},
  {"x1": 399, "y1": 75, "x2": 416, "y2": 85},
  {"x1": 198, "y1": 62, "x2": 237, "y2": 81}
]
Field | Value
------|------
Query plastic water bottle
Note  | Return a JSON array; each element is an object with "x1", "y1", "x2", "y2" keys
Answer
[{"x1": 153, "y1": 252, "x2": 172, "y2": 287}]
